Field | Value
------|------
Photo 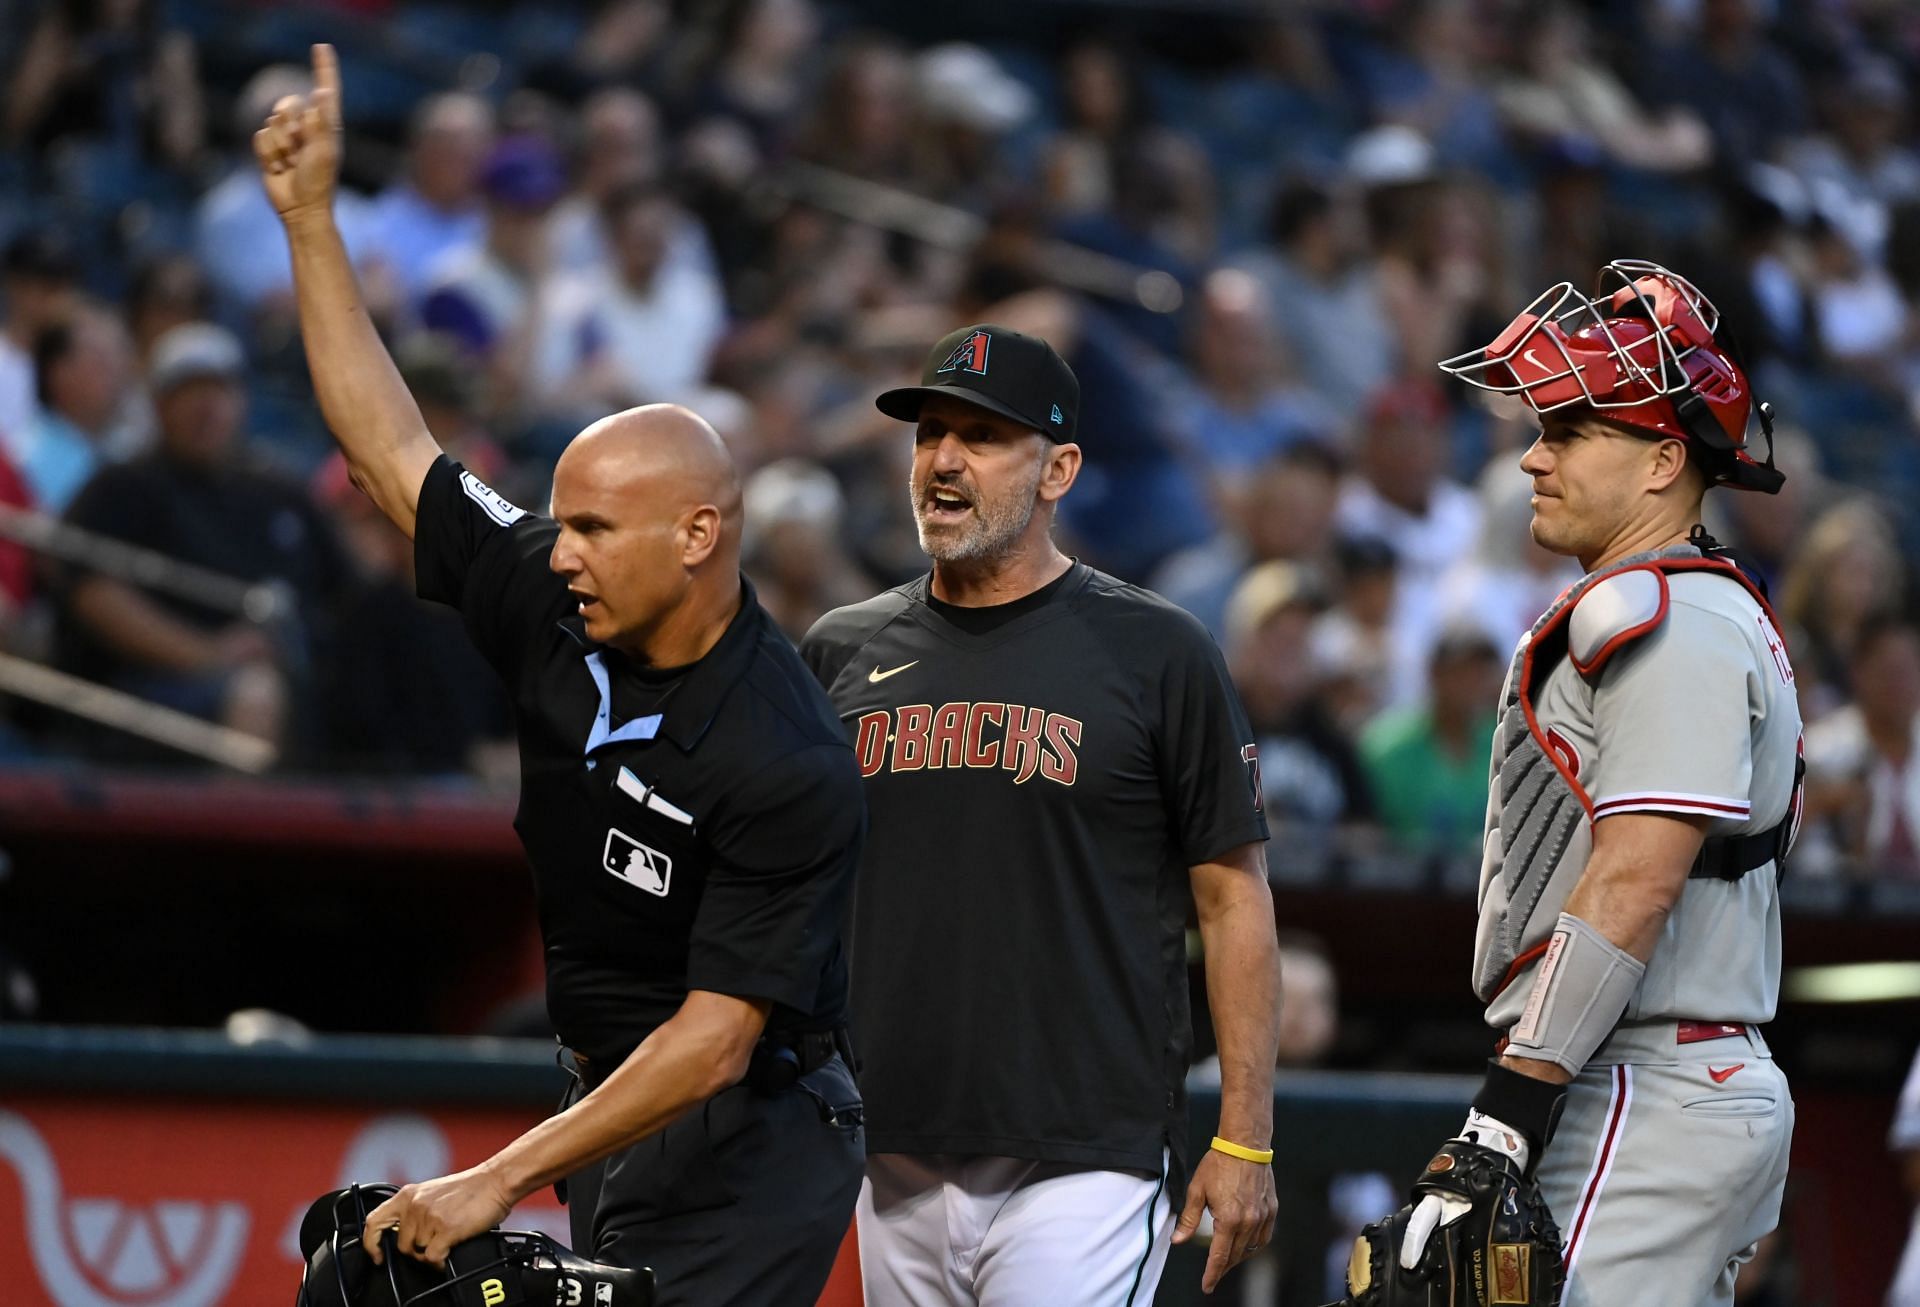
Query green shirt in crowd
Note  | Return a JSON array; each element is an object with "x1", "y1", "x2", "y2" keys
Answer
[{"x1": 1359, "y1": 708, "x2": 1497, "y2": 857}]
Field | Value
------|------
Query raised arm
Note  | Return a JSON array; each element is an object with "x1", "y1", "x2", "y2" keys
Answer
[{"x1": 255, "y1": 44, "x2": 439, "y2": 538}]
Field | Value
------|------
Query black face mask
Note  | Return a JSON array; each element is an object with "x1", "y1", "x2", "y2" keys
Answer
[{"x1": 296, "y1": 1184, "x2": 656, "y2": 1307}]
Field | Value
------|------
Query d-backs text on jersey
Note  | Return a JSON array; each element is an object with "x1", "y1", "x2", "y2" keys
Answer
[{"x1": 853, "y1": 702, "x2": 1082, "y2": 786}]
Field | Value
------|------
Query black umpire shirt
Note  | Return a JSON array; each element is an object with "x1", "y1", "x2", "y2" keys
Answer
[
  {"x1": 802, "y1": 563, "x2": 1268, "y2": 1182},
  {"x1": 415, "y1": 456, "x2": 865, "y2": 1067}
]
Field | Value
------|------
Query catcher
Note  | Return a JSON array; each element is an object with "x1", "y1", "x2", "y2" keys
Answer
[{"x1": 1334, "y1": 261, "x2": 1802, "y2": 1307}]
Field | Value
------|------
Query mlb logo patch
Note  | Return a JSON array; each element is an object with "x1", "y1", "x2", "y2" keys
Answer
[
  {"x1": 936, "y1": 329, "x2": 991, "y2": 376},
  {"x1": 603, "y1": 827, "x2": 672, "y2": 897},
  {"x1": 458, "y1": 470, "x2": 526, "y2": 527}
]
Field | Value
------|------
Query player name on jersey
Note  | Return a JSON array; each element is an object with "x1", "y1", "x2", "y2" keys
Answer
[{"x1": 852, "y1": 702, "x2": 1082, "y2": 786}]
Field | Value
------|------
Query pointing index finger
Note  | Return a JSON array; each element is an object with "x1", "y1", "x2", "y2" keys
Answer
[{"x1": 311, "y1": 43, "x2": 342, "y2": 129}]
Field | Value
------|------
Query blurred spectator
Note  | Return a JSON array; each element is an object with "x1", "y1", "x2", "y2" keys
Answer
[
  {"x1": 365, "y1": 92, "x2": 495, "y2": 299},
  {"x1": 793, "y1": 37, "x2": 915, "y2": 185},
  {"x1": 1272, "y1": 930, "x2": 1340, "y2": 1068},
  {"x1": 0, "y1": 232, "x2": 81, "y2": 450},
  {"x1": 1779, "y1": 500, "x2": 1908, "y2": 711},
  {"x1": 1054, "y1": 128, "x2": 1215, "y2": 355},
  {"x1": 1335, "y1": 379, "x2": 1482, "y2": 655},
  {"x1": 1191, "y1": 928, "x2": 1339, "y2": 1081},
  {"x1": 420, "y1": 136, "x2": 567, "y2": 409},
  {"x1": 531, "y1": 182, "x2": 726, "y2": 420},
  {"x1": 196, "y1": 64, "x2": 376, "y2": 322},
  {"x1": 912, "y1": 44, "x2": 1038, "y2": 210},
  {"x1": 10, "y1": 307, "x2": 134, "y2": 513},
  {"x1": 1372, "y1": 173, "x2": 1509, "y2": 387},
  {"x1": 0, "y1": 444, "x2": 33, "y2": 625},
  {"x1": 392, "y1": 333, "x2": 512, "y2": 486},
  {"x1": 550, "y1": 89, "x2": 669, "y2": 275},
  {"x1": 1171, "y1": 267, "x2": 1339, "y2": 482},
  {"x1": 1801, "y1": 614, "x2": 1920, "y2": 880},
  {"x1": 684, "y1": 0, "x2": 820, "y2": 157},
  {"x1": 124, "y1": 252, "x2": 212, "y2": 370},
  {"x1": 1522, "y1": 135, "x2": 1669, "y2": 291},
  {"x1": 3, "y1": 0, "x2": 204, "y2": 168},
  {"x1": 1360, "y1": 624, "x2": 1503, "y2": 857},
  {"x1": 1437, "y1": 462, "x2": 1583, "y2": 650},
  {"x1": 1224, "y1": 560, "x2": 1372, "y2": 827},
  {"x1": 569, "y1": 0, "x2": 675, "y2": 88},
  {"x1": 1496, "y1": 3, "x2": 1712, "y2": 173},
  {"x1": 740, "y1": 458, "x2": 878, "y2": 641},
  {"x1": 1041, "y1": 39, "x2": 1151, "y2": 219},
  {"x1": 53, "y1": 324, "x2": 347, "y2": 763},
  {"x1": 1311, "y1": 535, "x2": 1422, "y2": 728},
  {"x1": 1709, "y1": 165, "x2": 1818, "y2": 369},
  {"x1": 1783, "y1": 57, "x2": 1920, "y2": 245},
  {"x1": 310, "y1": 456, "x2": 512, "y2": 778},
  {"x1": 1361, "y1": 0, "x2": 1505, "y2": 174},
  {"x1": 1636, "y1": 0, "x2": 1808, "y2": 170},
  {"x1": 1805, "y1": 211, "x2": 1909, "y2": 380},
  {"x1": 1233, "y1": 178, "x2": 1396, "y2": 415},
  {"x1": 1153, "y1": 439, "x2": 1342, "y2": 639}
]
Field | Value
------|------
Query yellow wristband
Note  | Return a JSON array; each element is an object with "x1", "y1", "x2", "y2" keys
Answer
[{"x1": 1210, "y1": 1135, "x2": 1274, "y2": 1165}]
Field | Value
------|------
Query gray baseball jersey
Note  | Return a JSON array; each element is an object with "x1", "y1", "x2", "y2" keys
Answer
[
  {"x1": 1474, "y1": 545, "x2": 1803, "y2": 1034},
  {"x1": 1474, "y1": 544, "x2": 1804, "y2": 1306}
]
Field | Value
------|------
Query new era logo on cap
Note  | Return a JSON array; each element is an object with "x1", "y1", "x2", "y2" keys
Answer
[{"x1": 875, "y1": 322, "x2": 1081, "y2": 443}]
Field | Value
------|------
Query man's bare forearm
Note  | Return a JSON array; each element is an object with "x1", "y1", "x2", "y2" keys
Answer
[
  {"x1": 485, "y1": 991, "x2": 768, "y2": 1200},
  {"x1": 71, "y1": 577, "x2": 220, "y2": 672},
  {"x1": 1194, "y1": 844, "x2": 1282, "y2": 1146},
  {"x1": 282, "y1": 208, "x2": 439, "y2": 537}
]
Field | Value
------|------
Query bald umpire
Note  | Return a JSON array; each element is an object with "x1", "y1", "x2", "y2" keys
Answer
[{"x1": 258, "y1": 46, "x2": 865, "y2": 1306}]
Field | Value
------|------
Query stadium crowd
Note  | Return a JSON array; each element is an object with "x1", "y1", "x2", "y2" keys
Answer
[{"x1": 5, "y1": 0, "x2": 1920, "y2": 882}]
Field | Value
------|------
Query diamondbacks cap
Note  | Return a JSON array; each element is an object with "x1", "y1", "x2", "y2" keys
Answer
[{"x1": 876, "y1": 323, "x2": 1079, "y2": 442}]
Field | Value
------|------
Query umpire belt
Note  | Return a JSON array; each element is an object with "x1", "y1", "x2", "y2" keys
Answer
[{"x1": 563, "y1": 1027, "x2": 853, "y2": 1096}]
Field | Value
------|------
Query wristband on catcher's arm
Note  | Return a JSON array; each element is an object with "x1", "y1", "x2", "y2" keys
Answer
[
  {"x1": 1501, "y1": 912, "x2": 1644, "y2": 1076},
  {"x1": 1471, "y1": 1060, "x2": 1567, "y2": 1165},
  {"x1": 1210, "y1": 1136, "x2": 1274, "y2": 1165}
]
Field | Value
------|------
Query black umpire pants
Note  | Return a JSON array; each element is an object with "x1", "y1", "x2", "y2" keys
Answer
[{"x1": 562, "y1": 1054, "x2": 865, "y2": 1306}]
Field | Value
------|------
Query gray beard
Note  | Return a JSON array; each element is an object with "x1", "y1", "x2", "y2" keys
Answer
[{"x1": 912, "y1": 467, "x2": 1044, "y2": 564}]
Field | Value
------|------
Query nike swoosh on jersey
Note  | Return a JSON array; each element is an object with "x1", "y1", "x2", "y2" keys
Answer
[
  {"x1": 869, "y1": 661, "x2": 919, "y2": 683},
  {"x1": 1707, "y1": 1063, "x2": 1744, "y2": 1084}
]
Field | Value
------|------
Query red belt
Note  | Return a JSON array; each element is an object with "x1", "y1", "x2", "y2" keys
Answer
[{"x1": 1495, "y1": 1020, "x2": 1747, "y2": 1056}]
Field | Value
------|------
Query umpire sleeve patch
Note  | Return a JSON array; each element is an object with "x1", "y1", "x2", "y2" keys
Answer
[{"x1": 459, "y1": 470, "x2": 526, "y2": 528}]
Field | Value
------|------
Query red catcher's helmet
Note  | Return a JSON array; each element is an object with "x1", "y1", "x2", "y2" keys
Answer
[{"x1": 1438, "y1": 259, "x2": 1784, "y2": 493}]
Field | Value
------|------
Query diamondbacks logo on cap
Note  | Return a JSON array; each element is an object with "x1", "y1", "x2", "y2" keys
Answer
[
  {"x1": 937, "y1": 329, "x2": 991, "y2": 376},
  {"x1": 1050, "y1": 403, "x2": 1063, "y2": 425}
]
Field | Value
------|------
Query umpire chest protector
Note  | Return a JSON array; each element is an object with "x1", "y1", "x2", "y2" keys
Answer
[{"x1": 1473, "y1": 544, "x2": 1802, "y2": 1014}]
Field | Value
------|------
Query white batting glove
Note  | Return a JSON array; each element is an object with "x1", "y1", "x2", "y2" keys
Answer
[{"x1": 1397, "y1": 1109, "x2": 1530, "y2": 1271}]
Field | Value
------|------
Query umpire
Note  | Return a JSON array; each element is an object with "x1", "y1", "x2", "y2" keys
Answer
[{"x1": 258, "y1": 47, "x2": 865, "y2": 1305}]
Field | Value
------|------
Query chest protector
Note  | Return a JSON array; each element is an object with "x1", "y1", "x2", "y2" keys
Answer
[{"x1": 1474, "y1": 544, "x2": 1794, "y2": 1003}]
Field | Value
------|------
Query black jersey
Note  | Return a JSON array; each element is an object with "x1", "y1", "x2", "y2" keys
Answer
[
  {"x1": 802, "y1": 563, "x2": 1267, "y2": 1176},
  {"x1": 414, "y1": 456, "x2": 865, "y2": 1066}
]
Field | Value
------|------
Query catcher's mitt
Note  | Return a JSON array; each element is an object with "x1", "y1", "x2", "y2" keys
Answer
[{"x1": 1329, "y1": 1140, "x2": 1564, "y2": 1307}]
